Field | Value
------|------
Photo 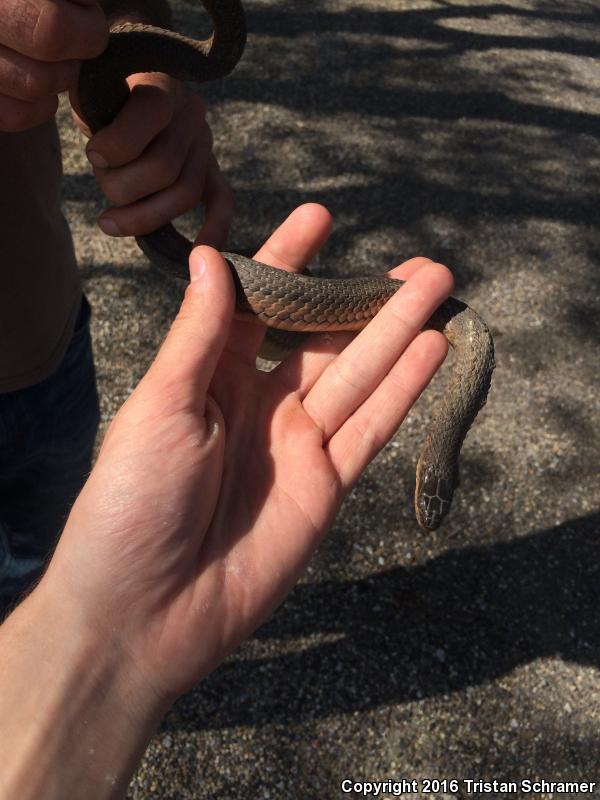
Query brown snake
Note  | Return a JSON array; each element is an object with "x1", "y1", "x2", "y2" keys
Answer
[{"x1": 78, "y1": 0, "x2": 495, "y2": 530}]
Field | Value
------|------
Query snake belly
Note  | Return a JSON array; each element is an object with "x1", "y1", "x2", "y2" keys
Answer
[{"x1": 77, "y1": 0, "x2": 495, "y2": 531}]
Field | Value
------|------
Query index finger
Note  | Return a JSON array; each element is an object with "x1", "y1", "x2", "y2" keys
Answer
[{"x1": 224, "y1": 203, "x2": 333, "y2": 363}]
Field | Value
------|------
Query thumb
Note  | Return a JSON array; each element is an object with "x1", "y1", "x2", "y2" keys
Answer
[{"x1": 144, "y1": 246, "x2": 235, "y2": 405}]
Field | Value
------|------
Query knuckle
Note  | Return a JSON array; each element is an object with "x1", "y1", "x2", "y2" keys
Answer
[
  {"x1": 31, "y1": 6, "x2": 70, "y2": 60},
  {"x1": 133, "y1": 84, "x2": 174, "y2": 128},
  {"x1": 21, "y1": 64, "x2": 57, "y2": 100},
  {"x1": 350, "y1": 415, "x2": 383, "y2": 455},
  {"x1": 386, "y1": 371, "x2": 415, "y2": 405},
  {"x1": 0, "y1": 96, "x2": 56, "y2": 131},
  {"x1": 32, "y1": 2, "x2": 107, "y2": 61},
  {"x1": 332, "y1": 357, "x2": 369, "y2": 395},
  {"x1": 92, "y1": 118, "x2": 143, "y2": 167},
  {"x1": 100, "y1": 178, "x2": 129, "y2": 207},
  {"x1": 177, "y1": 174, "x2": 201, "y2": 208},
  {"x1": 0, "y1": 52, "x2": 68, "y2": 102},
  {"x1": 149, "y1": 151, "x2": 181, "y2": 189},
  {"x1": 386, "y1": 300, "x2": 414, "y2": 332}
]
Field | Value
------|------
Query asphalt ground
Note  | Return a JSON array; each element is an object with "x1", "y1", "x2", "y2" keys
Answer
[{"x1": 58, "y1": 1, "x2": 600, "y2": 798}]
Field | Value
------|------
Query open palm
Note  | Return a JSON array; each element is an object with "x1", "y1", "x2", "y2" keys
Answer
[{"x1": 49, "y1": 203, "x2": 452, "y2": 706}]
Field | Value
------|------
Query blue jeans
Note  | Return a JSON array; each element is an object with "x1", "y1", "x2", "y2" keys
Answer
[{"x1": 0, "y1": 296, "x2": 99, "y2": 610}]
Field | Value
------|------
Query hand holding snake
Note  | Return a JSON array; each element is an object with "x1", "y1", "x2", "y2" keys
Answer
[{"x1": 78, "y1": 0, "x2": 495, "y2": 530}]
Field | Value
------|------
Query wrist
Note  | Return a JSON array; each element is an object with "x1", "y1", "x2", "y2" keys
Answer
[{"x1": 0, "y1": 578, "x2": 167, "y2": 800}]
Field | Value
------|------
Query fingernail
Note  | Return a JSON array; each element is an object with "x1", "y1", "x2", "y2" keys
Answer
[
  {"x1": 189, "y1": 253, "x2": 207, "y2": 282},
  {"x1": 99, "y1": 218, "x2": 121, "y2": 236},
  {"x1": 87, "y1": 149, "x2": 108, "y2": 168}
]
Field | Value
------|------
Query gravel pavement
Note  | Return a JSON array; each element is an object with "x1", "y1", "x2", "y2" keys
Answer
[{"x1": 58, "y1": 1, "x2": 600, "y2": 797}]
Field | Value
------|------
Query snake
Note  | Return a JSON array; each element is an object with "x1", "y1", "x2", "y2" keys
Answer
[{"x1": 78, "y1": 0, "x2": 495, "y2": 531}]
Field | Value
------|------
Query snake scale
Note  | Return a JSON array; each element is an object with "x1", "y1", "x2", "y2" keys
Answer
[{"x1": 78, "y1": 0, "x2": 495, "y2": 531}]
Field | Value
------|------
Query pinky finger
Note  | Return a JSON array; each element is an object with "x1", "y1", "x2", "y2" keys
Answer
[{"x1": 327, "y1": 329, "x2": 448, "y2": 490}]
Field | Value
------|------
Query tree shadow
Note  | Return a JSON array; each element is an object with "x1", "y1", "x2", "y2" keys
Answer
[
  {"x1": 62, "y1": 0, "x2": 599, "y2": 299},
  {"x1": 240, "y1": 2, "x2": 600, "y2": 61},
  {"x1": 163, "y1": 512, "x2": 600, "y2": 731}
]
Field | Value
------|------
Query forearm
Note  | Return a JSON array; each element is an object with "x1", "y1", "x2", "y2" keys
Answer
[{"x1": 0, "y1": 582, "x2": 165, "y2": 800}]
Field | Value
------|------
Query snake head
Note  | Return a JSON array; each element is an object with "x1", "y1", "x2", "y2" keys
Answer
[{"x1": 415, "y1": 464, "x2": 459, "y2": 531}]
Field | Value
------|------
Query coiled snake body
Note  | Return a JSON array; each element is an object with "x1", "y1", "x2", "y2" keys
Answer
[{"x1": 78, "y1": 0, "x2": 495, "y2": 531}]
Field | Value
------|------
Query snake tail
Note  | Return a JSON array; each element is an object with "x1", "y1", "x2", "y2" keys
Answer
[{"x1": 416, "y1": 299, "x2": 495, "y2": 530}]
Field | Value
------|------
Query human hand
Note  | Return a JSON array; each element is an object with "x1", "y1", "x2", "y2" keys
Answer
[
  {"x1": 43, "y1": 203, "x2": 453, "y2": 711},
  {"x1": 0, "y1": 0, "x2": 107, "y2": 131},
  {"x1": 72, "y1": 69, "x2": 234, "y2": 247}
]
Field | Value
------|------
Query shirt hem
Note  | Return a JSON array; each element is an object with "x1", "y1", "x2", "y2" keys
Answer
[{"x1": 0, "y1": 292, "x2": 83, "y2": 394}]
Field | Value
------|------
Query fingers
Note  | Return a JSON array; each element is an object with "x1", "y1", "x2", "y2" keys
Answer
[
  {"x1": 83, "y1": 77, "x2": 235, "y2": 243},
  {"x1": 0, "y1": 89, "x2": 59, "y2": 131},
  {"x1": 253, "y1": 202, "x2": 333, "y2": 271},
  {"x1": 303, "y1": 261, "x2": 453, "y2": 437},
  {"x1": 194, "y1": 155, "x2": 235, "y2": 249},
  {"x1": 96, "y1": 138, "x2": 206, "y2": 236},
  {"x1": 0, "y1": 43, "x2": 77, "y2": 100},
  {"x1": 328, "y1": 329, "x2": 448, "y2": 489},
  {"x1": 0, "y1": 0, "x2": 108, "y2": 61},
  {"x1": 143, "y1": 247, "x2": 235, "y2": 414},
  {"x1": 224, "y1": 203, "x2": 333, "y2": 363},
  {"x1": 299, "y1": 261, "x2": 454, "y2": 486},
  {"x1": 84, "y1": 78, "x2": 197, "y2": 231},
  {"x1": 84, "y1": 77, "x2": 179, "y2": 164},
  {"x1": 0, "y1": 0, "x2": 106, "y2": 131},
  {"x1": 274, "y1": 256, "x2": 436, "y2": 394}
]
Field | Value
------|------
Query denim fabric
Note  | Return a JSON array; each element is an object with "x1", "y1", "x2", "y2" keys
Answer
[{"x1": 0, "y1": 295, "x2": 99, "y2": 608}]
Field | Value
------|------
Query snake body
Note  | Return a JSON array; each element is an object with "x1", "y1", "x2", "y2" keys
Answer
[{"x1": 78, "y1": 0, "x2": 495, "y2": 530}]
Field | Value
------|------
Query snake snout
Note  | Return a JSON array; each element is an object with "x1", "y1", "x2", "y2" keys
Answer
[{"x1": 416, "y1": 466, "x2": 458, "y2": 531}]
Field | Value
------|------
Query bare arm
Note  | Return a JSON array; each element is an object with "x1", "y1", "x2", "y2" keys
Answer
[
  {"x1": 0, "y1": 205, "x2": 452, "y2": 799},
  {"x1": 0, "y1": 588, "x2": 162, "y2": 800}
]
